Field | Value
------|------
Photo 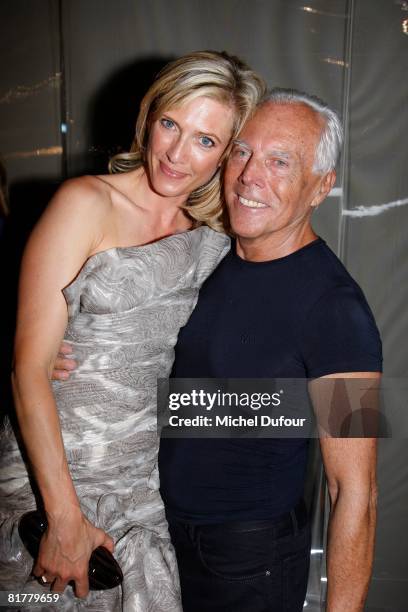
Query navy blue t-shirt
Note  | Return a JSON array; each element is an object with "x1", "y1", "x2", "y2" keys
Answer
[{"x1": 159, "y1": 238, "x2": 382, "y2": 523}]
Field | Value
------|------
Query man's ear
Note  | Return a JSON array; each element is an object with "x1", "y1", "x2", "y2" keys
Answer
[{"x1": 311, "y1": 170, "x2": 337, "y2": 208}]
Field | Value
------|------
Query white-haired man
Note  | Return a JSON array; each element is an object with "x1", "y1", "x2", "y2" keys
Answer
[{"x1": 159, "y1": 90, "x2": 382, "y2": 612}]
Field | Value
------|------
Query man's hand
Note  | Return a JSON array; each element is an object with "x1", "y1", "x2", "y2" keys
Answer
[{"x1": 51, "y1": 342, "x2": 77, "y2": 380}]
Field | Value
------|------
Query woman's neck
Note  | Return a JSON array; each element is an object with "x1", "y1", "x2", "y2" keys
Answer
[
  {"x1": 129, "y1": 167, "x2": 192, "y2": 229},
  {"x1": 111, "y1": 167, "x2": 193, "y2": 232}
]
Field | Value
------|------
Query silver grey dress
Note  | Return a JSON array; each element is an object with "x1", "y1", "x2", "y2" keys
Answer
[{"x1": 0, "y1": 226, "x2": 230, "y2": 611}]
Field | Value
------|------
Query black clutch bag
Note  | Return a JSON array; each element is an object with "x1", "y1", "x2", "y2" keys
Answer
[{"x1": 18, "y1": 510, "x2": 123, "y2": 590}]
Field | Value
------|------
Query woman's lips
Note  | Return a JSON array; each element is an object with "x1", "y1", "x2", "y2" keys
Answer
[{"x1": 159, "y1": 161, "x2": 188, "y2": 179}]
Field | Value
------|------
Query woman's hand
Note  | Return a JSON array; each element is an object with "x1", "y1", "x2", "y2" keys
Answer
[
  {"x1": 33, "y1": 506, "x2": 114, "y2": 598},
  {"x1": 11, "y1": 179, "x2": 115, "y2": 598}
]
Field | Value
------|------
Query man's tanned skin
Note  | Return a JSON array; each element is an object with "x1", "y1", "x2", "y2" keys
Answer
[{"x1": 224, "y1": 102, "x2": 379, "y2": 611}]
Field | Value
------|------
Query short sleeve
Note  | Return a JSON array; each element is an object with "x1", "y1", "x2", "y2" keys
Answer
[{"x1": 300, "y1": 284, "x2": 383, "y2": 378}]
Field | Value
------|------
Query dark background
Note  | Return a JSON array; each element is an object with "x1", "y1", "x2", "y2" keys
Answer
[{"x1": 1, "y1": 1, "x2": 407, "y2": 609}]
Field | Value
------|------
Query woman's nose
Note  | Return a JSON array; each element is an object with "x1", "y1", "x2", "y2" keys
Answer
[{"x1": 166, "y1": 135, "x2": 188, "y2": 164}]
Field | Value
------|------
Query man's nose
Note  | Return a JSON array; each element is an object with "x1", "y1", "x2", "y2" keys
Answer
[
  {"x1": 166, "y1": 135, "x2": 188, "y2": 164},
  {"x1": 238, "y1": 157, "x2": 265, "y2": 189}
]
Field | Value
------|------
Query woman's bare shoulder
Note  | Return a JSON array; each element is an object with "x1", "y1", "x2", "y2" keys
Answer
[
  {"x1": 94, "y1": 169, "x2": 148, "y2": 210},
  {"x1": 27, "y1": 175, "x2": 115, "y2": 258},
  {"x1": 49, "y1": 175, "x2": 113, "y2": 218}
]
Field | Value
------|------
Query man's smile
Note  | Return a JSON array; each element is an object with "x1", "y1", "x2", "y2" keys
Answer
[{"x1": 238, "y1": 195, "x2": 269, "y2": 209}]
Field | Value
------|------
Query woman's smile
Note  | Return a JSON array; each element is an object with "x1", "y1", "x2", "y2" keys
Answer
[{"x1": 159, "y1": 160, "x2": 189, "y2": 179}]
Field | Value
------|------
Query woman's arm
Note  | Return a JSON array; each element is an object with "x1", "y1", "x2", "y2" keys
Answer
[{"x1": 12, "y1": 178, "x2": 114, "y2": 597}]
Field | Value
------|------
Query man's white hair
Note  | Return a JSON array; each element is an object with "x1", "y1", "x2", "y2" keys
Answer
[{"x1": 261, "y1": 88, "x2": 343, "y2": 174}]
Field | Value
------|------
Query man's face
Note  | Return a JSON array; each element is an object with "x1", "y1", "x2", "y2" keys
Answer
[{"x1": 224, "y1": 102, "x2": 335, "y2": 243}]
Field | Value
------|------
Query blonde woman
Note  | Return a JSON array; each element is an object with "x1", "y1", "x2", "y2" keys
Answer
[{"x1": 1, "y1": 51, "x2": 265, "y2": 611}]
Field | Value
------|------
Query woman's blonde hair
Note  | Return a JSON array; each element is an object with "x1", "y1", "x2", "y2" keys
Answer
[{"x1": 109, "y1": 50, "x2": 266, "y2": 230}]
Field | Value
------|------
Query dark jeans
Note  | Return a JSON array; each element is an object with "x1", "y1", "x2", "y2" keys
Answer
[{"x1": 168, "y1": 501, "x2": 311, "y2": 612}]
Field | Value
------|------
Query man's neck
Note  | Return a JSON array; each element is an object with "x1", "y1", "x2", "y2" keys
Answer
[{"x1": 235, "y1": 225, "x2": 317, "y2": 262}]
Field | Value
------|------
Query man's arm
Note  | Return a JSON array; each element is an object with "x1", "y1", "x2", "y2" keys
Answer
[{"x1": 310, "y1": 372, "x2": 380, "y2": 612}]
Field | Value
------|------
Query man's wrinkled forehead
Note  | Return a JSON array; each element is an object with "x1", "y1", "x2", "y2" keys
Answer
[
  {"x1": 236, "y1": 101, "x2": 322, "y2": 155},
  {"x1": 256, "y1": 99, "x2": 322, "y2": 123}
]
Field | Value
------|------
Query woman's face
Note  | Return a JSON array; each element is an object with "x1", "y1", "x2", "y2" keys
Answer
[{"x1": 146, "y1": 96, "x2": 235, "y2": 200}]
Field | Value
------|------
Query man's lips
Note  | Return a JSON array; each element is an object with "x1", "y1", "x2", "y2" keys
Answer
[
  {"x1": 159, "y1": 161, "x2": 188, "y2": 179},
  {"x1": 237, "y1": 195, "x2": 269, "y2": 209}
]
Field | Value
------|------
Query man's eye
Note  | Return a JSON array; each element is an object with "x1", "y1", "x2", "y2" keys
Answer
[
  {"x1": 273, "y1": 159, "x2": 288, "y2": 167},
  {"x1": 231, "y1": 147, "x2": 249, "y2": 159},
  {"x1": 160, "y1": 118, "x2": 175, "y2": 129},
  {"x1": 199, "y1": 136, "x2": 215, "y2": 148}
]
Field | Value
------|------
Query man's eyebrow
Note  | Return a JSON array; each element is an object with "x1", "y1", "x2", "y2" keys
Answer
[
  {"x1": 267, "y1": 150, "x2": 291, "y2": 158},
  {"x1": 232, "y1": 139, "x2": 252, "y2": 149},
  {"x1": 232, "y1": 142, "x2": 292, "y2": 159}
]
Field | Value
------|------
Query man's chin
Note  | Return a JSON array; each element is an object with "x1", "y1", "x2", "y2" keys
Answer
[{"x1": 230, "y1": 225, "x2": 264, "y2": 241}]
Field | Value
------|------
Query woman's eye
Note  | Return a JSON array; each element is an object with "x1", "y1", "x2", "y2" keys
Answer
[
  {"x1": 199, "y1": 135, "x2": 215, "y2": 148},
  {"x1": 160, "y1": 118, "x2": 175, "y2": 129}
]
